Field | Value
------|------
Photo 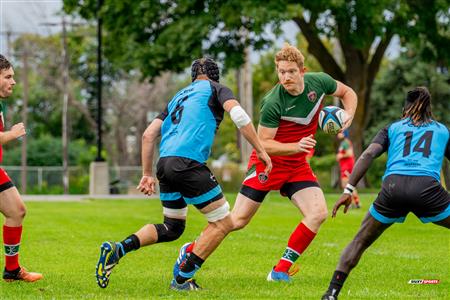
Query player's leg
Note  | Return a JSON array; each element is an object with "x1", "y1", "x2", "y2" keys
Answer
[
  {"x1": 322, "y1": 212, "x2": 391, "y2": 299},
  {"x1": 269, "y1": 183, "x2": 325, "y2": 282},
  {"x1": 0, "y1": 169, "x2": 42, "y2": 282}
]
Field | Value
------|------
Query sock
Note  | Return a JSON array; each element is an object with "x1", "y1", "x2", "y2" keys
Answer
[
  {"x1": 326, "y1": 270, "x2": 348, "y2": 297},
  {"x1": 274, "y1": 222, "x2": 316, "y2": 273},
  {"x1": 3, "y1": 225, "x2": 23, "y2": 271},
  {"x1": 176, "y1": 252, "x2": 204, "y2": 284},
  {"x1": 117, "y1": 234, "x2": 140, "y2": 258}
]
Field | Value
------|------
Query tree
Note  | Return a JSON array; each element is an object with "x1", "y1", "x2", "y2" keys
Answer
[{"x1": 63, "y1": 0, "x2": 449, "y2": 158}]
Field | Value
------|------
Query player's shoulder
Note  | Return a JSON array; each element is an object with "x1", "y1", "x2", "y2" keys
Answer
[{"x1": 261, "y1": 84, "x2": 283, "y2": 106}]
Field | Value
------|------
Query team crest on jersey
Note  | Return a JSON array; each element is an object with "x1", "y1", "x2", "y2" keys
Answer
[
  {"x1": 258, "y1": 172, "x2": 268, "y2": 183},
  {"x1": 307, "y1": 91, "x2": 317, "y2": 102}
]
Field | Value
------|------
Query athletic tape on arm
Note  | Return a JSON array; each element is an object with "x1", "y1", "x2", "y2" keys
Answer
[{"x1": 230, "y1": 106, "x2": 251, "y2": 128}]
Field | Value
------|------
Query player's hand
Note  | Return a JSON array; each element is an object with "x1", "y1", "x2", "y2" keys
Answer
[
  {"x1": 11, "y1": 122, "x2": 26, "y2": 139},
  {"x1": 256, "y1": 150, "x2": 272, "y2": 175},
  {"x1": 340, "y1": 111, "x2": 354, "y2": 131},
  {"x1": 136, "y1": 175, "x2": 156, "y2": 196},
  {"x1": 297, "y1": 134, "x2": 316, "y2": 153},
  {"x1": 332, "y1": 193, "x2": 353, "y2": 217}
]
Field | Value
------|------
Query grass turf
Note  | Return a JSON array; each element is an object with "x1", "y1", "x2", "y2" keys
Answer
[{"x1": 1, "y1": 193, "x2": 448, "y2": 299}]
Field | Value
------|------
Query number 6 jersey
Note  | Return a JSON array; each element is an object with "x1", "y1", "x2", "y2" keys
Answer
[
  {"x1": 157, "y1": 80, "x2": 235, "y2": 163},
  {"x1": 372, "y1": 118, "x2": 450, "y2": 181}
]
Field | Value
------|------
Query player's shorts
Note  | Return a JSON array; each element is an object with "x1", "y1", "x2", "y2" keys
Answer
[
  {"x1": 240, "y1": 155, "x2": 319, "y2": 203},
  {"x1": 156, "y1": 156, "x2": 223, "y2": 210},
  {"x1": 370, "y1": 174, "x2": 450, "y2": 224},
  {"x1": 0, "y1": 168, "x2": 14, "y2": 193},
  {"x1": 339, "y1": 165, "x2": 353, "y2": 180}
]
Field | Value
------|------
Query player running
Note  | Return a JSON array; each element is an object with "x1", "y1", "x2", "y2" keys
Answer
[
  {"x1": 336, "y1": 130, "x2": 360, "y2": 208},
  {"x1": 322, "y1": 87, "x2": 450, "y2": 300},
  {"x1": 0, "y1": 54, "x2": 42, "y2": 282},
  {"x1": 173, "y1": 43, "x2": 357, "y2": 283},
  {"x1": 94, "y1": 57, "x2": 271, "y2": 290}
]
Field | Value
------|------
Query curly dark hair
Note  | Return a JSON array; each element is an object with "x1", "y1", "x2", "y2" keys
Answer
[
  {"x1": 402, "y1": 87, "x2": 433, "y2": 125},
  {"x1": 0, "y1": 54, "x2": 12, "y2": 71}
]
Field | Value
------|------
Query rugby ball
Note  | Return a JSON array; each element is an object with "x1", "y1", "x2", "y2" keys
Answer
[{"x1": 318, "y1": 106, "x2": 346, "y2": 134}]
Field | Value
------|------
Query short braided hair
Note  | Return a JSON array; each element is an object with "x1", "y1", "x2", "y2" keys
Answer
[{"x1": 191, "y1": 57, "x2": 220, "y2": 82}]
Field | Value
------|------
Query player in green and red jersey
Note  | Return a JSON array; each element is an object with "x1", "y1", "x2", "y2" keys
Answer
[
  {"x1": 173, "y1": 43, "x2": 358, "y2": 284},
  {"x1": 0, "y1": 54, "x2": 42, "y2": 282}
]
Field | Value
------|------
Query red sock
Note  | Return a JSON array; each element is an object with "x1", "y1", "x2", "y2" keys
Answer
[
  {"x1": 3, "y1": 225, "x2": 23, "y2": 271},
  {"x1": 274, "y1": 222, "x2": 316, "y2": 273}
]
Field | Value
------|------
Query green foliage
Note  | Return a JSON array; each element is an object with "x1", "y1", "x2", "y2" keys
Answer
[
  {"x1": 2, "y1": 135, "x2": 96, "y2": 166},
  {"x1": 368, "y1": 49, "x2": 450, "y2": 141}
]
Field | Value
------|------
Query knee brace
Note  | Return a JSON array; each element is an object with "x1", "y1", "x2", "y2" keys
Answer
[{"x1": 155, "y1": 216, "x2": 186, "y2": 243}]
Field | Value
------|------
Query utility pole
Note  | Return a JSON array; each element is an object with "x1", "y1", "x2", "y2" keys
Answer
[
  {"x1": 41, "y1": 16, "x2": 84, "y2": 194},
  {"x1": 21, "y1": 43, "x2": 29, "y2": 194},
  {"x1": 238, "y1": 47, "x2": 253, "y2": 167},
  {"x1": 61, "y1": 17, "x2": 70, "y2": 194},
  {"x1": 96, "y1": 0, "x2": 104, "y2": 161}
]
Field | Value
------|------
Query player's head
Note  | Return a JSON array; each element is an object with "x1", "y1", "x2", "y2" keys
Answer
[
  {"x1": 402, "y1": 86, "x2": 433, "y2": 125},
  {"x1": 191, "y1": 57, "x2": 220, "y2": 82},
  {"x1": 0, "y1": 54, "x2": 15, "y2": 98},
  {"x1": 275, "y1": 43, "x2": 306, "y2": 94}
]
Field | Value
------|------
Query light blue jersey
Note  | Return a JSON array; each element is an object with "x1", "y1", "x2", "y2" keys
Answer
[
  {"x1": 157, "y1": 80, "x2": 234, "y2": 163},
  {"x1": 373, "y1": 119, "x2": 450, "y2": 181}
]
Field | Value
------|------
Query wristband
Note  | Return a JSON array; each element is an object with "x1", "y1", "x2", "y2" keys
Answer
[{"x1": 343, "y1": 183, "x2": 355, "y2": 195}]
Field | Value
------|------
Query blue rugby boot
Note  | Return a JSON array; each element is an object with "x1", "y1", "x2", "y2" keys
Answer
[
  {"x1": 266, "y1": 264, "x2": 299, "y2": 282},
  {"x1": 170, "y1": 278, "x2": 201, "y2": 291},
  {"x1": 172, "y1": 242, "x2": 192, "y2": 278},
  {"x1": 95, "y1": 241, "x2": 121, "y2": 288}
]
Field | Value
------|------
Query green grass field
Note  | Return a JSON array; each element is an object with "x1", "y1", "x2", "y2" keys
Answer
[{"x1": 1, "y1": 193, "x2": 448, "y2": 299}]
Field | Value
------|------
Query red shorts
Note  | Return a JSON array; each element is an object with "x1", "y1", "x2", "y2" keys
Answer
[
  {"x1": 339, "y1": 164, "x2": 354, "y2": 179},
  {"x1": 240, "y1": 153, "x2": 319, "y2": 202},
  {"x1": 0, "y1": 168, "x2": 14, "y2": 192}
]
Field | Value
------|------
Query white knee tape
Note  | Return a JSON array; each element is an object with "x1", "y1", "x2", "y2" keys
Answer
[
  {"x1": 163, "y1": 207, "x2": 188, "y2": 218},
  {"x1": 204, "y1": 202, "x2": 230, "y2": 222},
  {"x1": 230, "y1": 106, "x2": 251, "y2": 128}
]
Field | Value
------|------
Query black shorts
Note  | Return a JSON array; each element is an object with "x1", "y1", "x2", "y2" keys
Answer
[
  {"x1": 370, "y1": 174, "x2": 450, "y2": 224},
  {"x1": 156, "y1": 156, "x2": 223, "y2": 209},
  {"x1": 240, "y1": 181, "x2": 320, "y2": 203}
]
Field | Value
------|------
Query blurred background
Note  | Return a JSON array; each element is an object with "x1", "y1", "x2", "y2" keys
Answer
[{"x1": 0, "y1": 0, "x2": 449, "y2": 195}]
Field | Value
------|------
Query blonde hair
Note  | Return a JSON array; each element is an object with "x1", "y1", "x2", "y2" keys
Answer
[
  {"x1": 402, "y1": 86, "x2": 433, "y2": 125},
  {"x1": 275, "y1": 43, "x2": 304, "y2": 69}
]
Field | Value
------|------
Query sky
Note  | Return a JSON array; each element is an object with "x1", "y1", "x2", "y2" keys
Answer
[{"x1": 0, "y1": 0, "x2": 63, "y2": 55}]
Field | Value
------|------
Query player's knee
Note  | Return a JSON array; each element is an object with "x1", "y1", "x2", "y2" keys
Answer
[
  {"x1": 10, "y1": 204, "x2": 26, "y2": 221},
  {"x1": 231, "y1": 215, "x2": 251, "y2": 231},
  {"x1": 154, "y1": 216, "x2": 186, "y2": 243},
  {"x1": 311, "y1": 208, "x2": 328, "y2": 225}
]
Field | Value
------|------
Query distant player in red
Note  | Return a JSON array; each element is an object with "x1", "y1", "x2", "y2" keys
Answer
[
  {"x1": 0, "y1": 54, "x2": 42, "y2": 282},
  {"x1": 336, "y1": 131, "x2": 360, "y2": 207}
]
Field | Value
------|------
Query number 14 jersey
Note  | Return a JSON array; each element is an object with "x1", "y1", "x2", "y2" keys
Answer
[{"x1": 372, "y1": 119, "x2": 450, "y2": 181}]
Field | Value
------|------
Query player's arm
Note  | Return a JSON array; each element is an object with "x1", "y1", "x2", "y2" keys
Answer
[
  {"x1": 258, "y1": 125, "x2": 316, "y2": 156},
  {"x1": 445, "y1": 129, "x2": 450, "y2": 160},
  {"x1": 332, "y1": 81, "x2": 357, "y2": 130},
  {"x1": 332, "y1": 126, "x2": 389, "y2": 217},
  {"x1": 137, "y1": 118, "x2": 162, "y2": 196},
  {"x1": 0, "y1": 122, "x2": 26, "y2": 145},
  {"x1": 223, "y1": 99, "x2": 272, "y2": 174}
]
